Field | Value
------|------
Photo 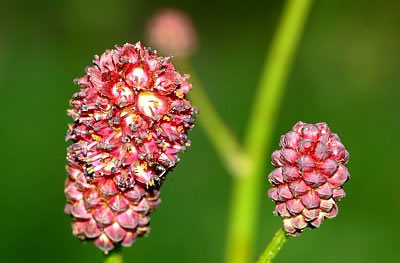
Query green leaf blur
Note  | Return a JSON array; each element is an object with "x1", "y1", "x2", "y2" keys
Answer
[{"x1": 0, "y1": 0, "x2": 399, "y2": 263}]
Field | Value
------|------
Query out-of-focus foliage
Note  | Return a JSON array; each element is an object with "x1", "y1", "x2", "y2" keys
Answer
[{"x1": 0, "y1": 0, "x2": 399, "y2": 262}]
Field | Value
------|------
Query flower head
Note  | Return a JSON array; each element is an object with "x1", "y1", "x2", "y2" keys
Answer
[
  {"x1": 146, "y1": 8, "x2": 197, "y2": 58},
  {"x1": 267, "y1": 122, "x2": 349, "y2": 236},
  {"x1": 65, "y1": 42, "x2": 196, "y2": 252}
]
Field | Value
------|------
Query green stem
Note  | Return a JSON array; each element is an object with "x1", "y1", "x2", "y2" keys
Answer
[
  {"x1": 104, "y1": 246, "x2": 123, "y2": 263},
  {"x1": 177, "y1": 60, "x2": 250, "y2": 177},
  {"x1": 256, "y1": 228, "x2": 287, "y2": 263},
  {"x1": 225, "y1": 1, "x2": 313, "y2": 263}
]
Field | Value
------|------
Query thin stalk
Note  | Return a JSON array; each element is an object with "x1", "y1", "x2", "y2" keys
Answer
[
  {"x1": 177, "y1": 60, "x2": 250, "y2": 177},
  {"x1": 225, "y1": 1, "x2": 313, "y2": 263},
  {"x1": 104, "y1": 246, "x2": 123, "y2": 263},
  {"x1": 256, "y1": 228, "x2": 287, "y2": 263}
]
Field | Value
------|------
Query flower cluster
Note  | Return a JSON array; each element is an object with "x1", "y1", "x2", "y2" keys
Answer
[
  {"x1": 267, "y1": 122, "x2": 349, "y2": 236},
  {"x1": 64, "y1": 42, "x2": 196, "y2": 252}
]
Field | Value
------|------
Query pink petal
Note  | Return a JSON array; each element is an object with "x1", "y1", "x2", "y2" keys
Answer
[
  {"x1": 310, "y1": 213, "x2": 324, "y2": 228},
  {"x1": 315, "y1": 183, "x2": 333, "y2": 199},
  {"x1": 267, "y1": 187, "x2": 279, "y2": 201},
  {"x1": 271, "y1": 150, "x2": 284, "y2": 167},
  {"x1": 84, "y1": 218, "x2": 102, "y2": 238},
  {"x1": 132, "y1": 198, "x2": 150, "y2": 213},
  {"x1": 328, "y1": 164, "x2": 349, "y2": 188},
  {"x1": 316, "y1": 122, "x2": 331, "y2": 136},
  {"x1": 138, "y1": 215, "x2": 150, "y2": 226},
  {"x1": 282, "y1": 165, "x2": 300, "y2": 182},
  {"x1": 97, "y1": 178, "x2": 118, "y2": 197},
  {"x1": 121, "y1": 231, "x2": 137, "y2": 247},
  {"x1": 277, "y1": 184, "x2": 293, "y2": 201},
  {"x1": 93, "y1": 205, "x2": 115, "y2": 226},
  {"x1": 292, "y1": 121, "x2": 305, "y2": 133},
  {"x1": 280, "y1": 131, "x2": 300, "y2": 150},
  {"x1": 300, "y1": 191, "x2": 320, "y2": 209},
  {"x1": 282, "y1": 218, "x2": 296, "y2": 234},
  {"x1": 329, "y1": 139, "x2": 346, "y2": 161},
  {"x1": 291, "y1": 215, "x2": 307, "y2": 229},
  {"x1": 325, "y1": 203, "x2": 339, "y2": 219},
  {"x1": 117, "y1": 209, "x2": 139, "y2": 229},
  {"x1": 72, "y1": 220, "x2": 86, "y2": 237},
  {"x1": 302, "y1": 208, "x2": 320, "y2": 221},
  {"x1": 286, "y1": 199, "x2": 304, "y2": 215},
  {"x1": 289, "y1": 180, "x2": 310, "y2": 197},
  {"x1": 275, "y1": 202, "x2": 291, "y2": 217},
  {"x1": 109, "y1": 195, "x2": 129, "y2": 213},
  {"x1": 302, "y1": 124, "x2": 320, "y2": 142},
  {"x1": 268, "y1": 167, "x2": 283, "y2": 185},
  {"x1": 124, "y1": 185, "x2": 145, "y2": 203},
  {"x1": 295, "y1": 155, "x2": 315, "y2": 173},
  {"x1": 104, "y1": 222, "x2": 127, "y2": 242},
  {"x1": 320, "y1": 198, "x2": 335, "y2": 212},
  {"x1": 317, "y1": 158, "x2": 338, "y2": 176},
  {"x1": 71, "y1": 201, "x2": 90, "y2": 219},
  {"x1": 64, "y1": 203, "x2": 72, "y2": 215},
  {"x1": 281, "y1": 149, "x2": 298, "y2": 165},
  {"x1": 83, "y1": 188, "x2": 102, "y2": 209},
  {"x1": 303, "y1": 171, "x2": 327, "y2": 188},
  {"x1": 297, "y1": 139, "x2": 314, "y2": 154},
  {"x1": 94, "y1": 234, "x2": 115, "y2": 252},
  {"x1": 313, "y1": 142, "x2": 331, "y2": 162},
  {"x1": 332, "y1": 188, "x2": 346, "y2": 201}
]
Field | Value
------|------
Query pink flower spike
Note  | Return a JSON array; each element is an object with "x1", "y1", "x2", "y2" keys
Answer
[
  {"x1": 64, "y1": 42, "x2": 196, "y2": 252},
  {"x1": 267, "y1": 122, "x2": 350, "y2": 236}
]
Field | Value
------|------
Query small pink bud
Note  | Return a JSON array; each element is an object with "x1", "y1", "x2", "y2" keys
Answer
[
  {"x1": 267, "y1": 122, "x2": 350, "y2": 236},
  {"x1": 146, "y1": 8, "x2": 198, "y2": 58}
]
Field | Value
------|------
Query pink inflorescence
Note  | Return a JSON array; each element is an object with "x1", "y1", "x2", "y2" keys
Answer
[
  {"x1": 267, "y1": 122, "x2": 349, "y2": 236},
  {"x1": 64, "y1": 42, "x2": 196, "y2": 252}
]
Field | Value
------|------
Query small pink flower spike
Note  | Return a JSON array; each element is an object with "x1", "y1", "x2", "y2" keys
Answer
[
  {"x1": 146, "y1": 8, "x2": 198, "y2": 58},
  {"x1": 65, "y1": 42, "x2": 197, "y2": 252},
  {"x1": 267, "y1": 122, "x2": 349, "y2": 236}
]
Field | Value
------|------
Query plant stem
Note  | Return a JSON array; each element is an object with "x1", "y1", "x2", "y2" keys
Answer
[
  {"x1": 104, "y1": 246, "x2": 123, "y2": 263},
  {"x1": 225, "y1": 1, "x2": 313, "y2": 263},
  {"x1": 177, "y1": 60, "x2": 250, "y2": 177},
  {"x1": 256, "y1": 228, "x2": 287, "y2": 263}
]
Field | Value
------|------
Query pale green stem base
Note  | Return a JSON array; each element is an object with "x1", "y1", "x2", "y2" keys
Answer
[
  {"x1": 104, "y1": 246, "x2": 123, "y2": 263},
  {"x1": 256, "y1": 228, "x2": 287, "y2": 263},
  {"x1": 225, "y1": 1, "x2": 313, "y2": 263}
]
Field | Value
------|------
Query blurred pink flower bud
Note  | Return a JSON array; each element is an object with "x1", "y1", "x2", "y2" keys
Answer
[
  {"x1": 267, "y1": 122, "x2": 350, "y2": 236},
  {"x1": 146, "y1": 8, "x2": 198, "y2": 58}
]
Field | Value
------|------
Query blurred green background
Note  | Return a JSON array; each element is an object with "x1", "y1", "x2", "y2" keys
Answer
[{"x1": 1, "y1": 0, "x2": 400, "y2": 262}]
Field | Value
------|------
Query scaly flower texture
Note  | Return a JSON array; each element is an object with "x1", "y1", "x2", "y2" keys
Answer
[
  {"x1": 64, "y1": 42, "x2": 196, "y2": 252},
  {"x1": 267, "y1": 122, "x2": 349, "y2": 236}
]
